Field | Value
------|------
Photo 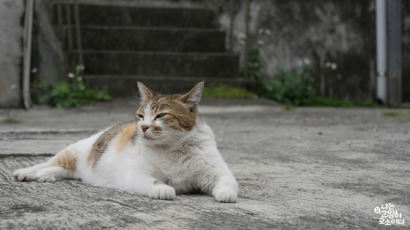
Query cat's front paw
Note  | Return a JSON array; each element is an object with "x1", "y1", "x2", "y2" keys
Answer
[
  {"x1": 13, "y1": 168, "x2": 37, "y2": 181},
  {"x1": 213, "y1": 186, "x2": 237, "y2": 203},
  {"x1": 149, "y1": 184, "x2": 176, "y2": 200},
  {"x1": 36, "y1": 174, "x2": 56, "y2": 182}
]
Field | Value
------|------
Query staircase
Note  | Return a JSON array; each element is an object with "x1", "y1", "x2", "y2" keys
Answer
[{"x1": 52, "y1": 3, "x2": 240, "y2": 96}]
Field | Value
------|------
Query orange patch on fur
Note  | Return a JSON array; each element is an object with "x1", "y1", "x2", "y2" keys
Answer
[
  {"x1": 88, "y1": 121, "x2": 134, "y2": 167},
  {"x1": 116, "y1": 123, "x2": 137, "y2": 152},
  {"x1": 51, "y1": 149, "x2": 77, "y2": 172}
]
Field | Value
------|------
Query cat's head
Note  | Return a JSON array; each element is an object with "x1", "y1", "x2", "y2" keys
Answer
[{"x1": 136, "y1": 81, "x2": 205, "y2": 145}]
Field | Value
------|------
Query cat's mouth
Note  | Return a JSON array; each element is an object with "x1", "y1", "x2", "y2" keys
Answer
[
  {"x1": 142, "y1": 133, "x2": 160, "y2": 140},
  {"x1": 143, "y1": 134, "x2": 154, "y2": 139}
]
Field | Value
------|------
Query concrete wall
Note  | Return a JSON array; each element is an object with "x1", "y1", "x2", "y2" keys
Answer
[
  {"x1": 215, "y1": 0, "x2": 377, "y2": 101},
  {"x1": 34, "y1": 1, "x2": 67, "y2": 86},
  {"x1": 22, "y1": 0, "x2": 410, "y2": 103},
  {"x1": 58, "y1": 0, "x2": 407, "y2": 102},
  {"x1": 0, "y1": 0, "x2": 24, "y2": 107}
]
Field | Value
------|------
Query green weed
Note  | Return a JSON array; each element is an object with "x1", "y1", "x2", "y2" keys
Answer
[
  {"x1": 3, "y1": 118, "x2": 22, "y2": 124},
  {"x1": 203, "y1": 84, "x2": 253, "y2": 99},
  {"x1": 32, "y1": 66, "x2": 111, "y2": 108}
]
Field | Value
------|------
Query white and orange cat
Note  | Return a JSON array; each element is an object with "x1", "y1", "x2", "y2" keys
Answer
[{"x1": 13, "y1": 82, "x2": 238, "y2": 202}]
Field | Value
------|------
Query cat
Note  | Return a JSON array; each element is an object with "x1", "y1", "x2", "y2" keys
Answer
[{"x1": 13, "y1": 82, "x2": 238, "y2": 203}]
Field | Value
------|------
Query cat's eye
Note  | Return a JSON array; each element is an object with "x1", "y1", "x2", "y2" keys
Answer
[
  {"x1": 155, "y1": 113, "x2": 168, "y2": 120},
  {"x1": 137, "y1": 114, "x2": 144, "y2": 119}
]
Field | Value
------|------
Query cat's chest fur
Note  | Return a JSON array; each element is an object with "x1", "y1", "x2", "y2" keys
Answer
[
  {"x1": 142, "y1": 144, "x2": 203, "y2": 192},
  {"x1": 137, "y1": 121, "x2": 218, "y2": 193}
]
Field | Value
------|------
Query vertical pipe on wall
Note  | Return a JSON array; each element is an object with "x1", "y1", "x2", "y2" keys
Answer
[
  {"x1": 22, "y1": 0, "x2": 34, "y2": 109},
  {"x1": 376, "y1": 0, "x2": 387, "y2": 104}
]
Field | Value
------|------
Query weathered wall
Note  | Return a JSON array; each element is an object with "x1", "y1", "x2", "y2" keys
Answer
[
  {"x1": 33, "y1": 1, "x2": 68, "y2": 86},
  {"x1": 32, "y1": 0, "x2": 410, "y2": 102},
  {"x1": 112, "y1": 0, "x2": 408, "y2": 102},
  {"x1": 0, "y1": 0, "x2": 24, "y2": 107},
  {"x1": 215, "y1": 0, "x2": 377, "y2": 101}
]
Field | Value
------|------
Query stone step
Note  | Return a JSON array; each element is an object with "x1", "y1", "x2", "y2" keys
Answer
[
  {"x1": 61, "y1": 26, "x2": 226, "y2": 52},
  {"x1": 84, "y1": 75, "x2": 252, "y2": 96},
  {"x1": 75, "y1": 50, "x2": 239, "y2": 78},
  {"x1": 53, "y1": 4, "x2": 217, "y2": 28}
]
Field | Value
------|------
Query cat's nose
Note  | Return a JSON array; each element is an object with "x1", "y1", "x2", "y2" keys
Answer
[{"x1": 141, "y1": 125, "x2": 149, "y2": 133}]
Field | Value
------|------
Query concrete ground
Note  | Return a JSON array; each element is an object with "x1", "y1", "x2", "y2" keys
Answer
[{"x1": 0, "y1": 99, "x2": 409, "y2": 229}]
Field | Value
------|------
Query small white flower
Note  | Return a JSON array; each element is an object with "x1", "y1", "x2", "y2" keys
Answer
[
  {"x1": 303, "y1": 58, "x2": 311, "y2": 65},
  {"x1": 31, "y1": 68, "x2": 38, "y2": 74},
  {"x1": 237, "y1": 33, "x2": 246, "y2": 40},
  {"x1": 257, "y1": 40, "x2": 264, "y2": 46},
  {"x1": 76, "y1": 65, "x2": 85, "y2": 71},
  {"x1": 325, "y1": 62, "x2": 337, "y2": 70},
  {"x1": 68, "y1": 73, "x2": 75, "y2": 78},
  {"x1": 258, "y1": 28, "x2": 273, "y2": 36},
  {"x1": 237, "y1": 33, "x2": 246, "y2": 46}
]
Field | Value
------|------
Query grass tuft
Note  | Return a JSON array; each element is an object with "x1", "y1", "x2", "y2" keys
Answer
[
  {"x1": 383, "y1": 112, "x2": 399, "y2": 117},
  {"x1": 305, "y1": 97, "x2": 379, "y2": 108},
  {"x1": 382, "y1": 111, "x2": 410, "y2": 118},
  {"x1": 203, "y1": 85, "x2": 253, "y2": 99},
  {"x1": 3, "y1": 118, "x2": 22, "y2": 124}
]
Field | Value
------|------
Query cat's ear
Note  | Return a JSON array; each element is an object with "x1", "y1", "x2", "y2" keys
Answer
[
  {"x1": 137, "y1": 82, "x2": 155, "y2": 101},
  {"x1": 177, "y1": 81, "x2": 205, "y2": 105}
]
